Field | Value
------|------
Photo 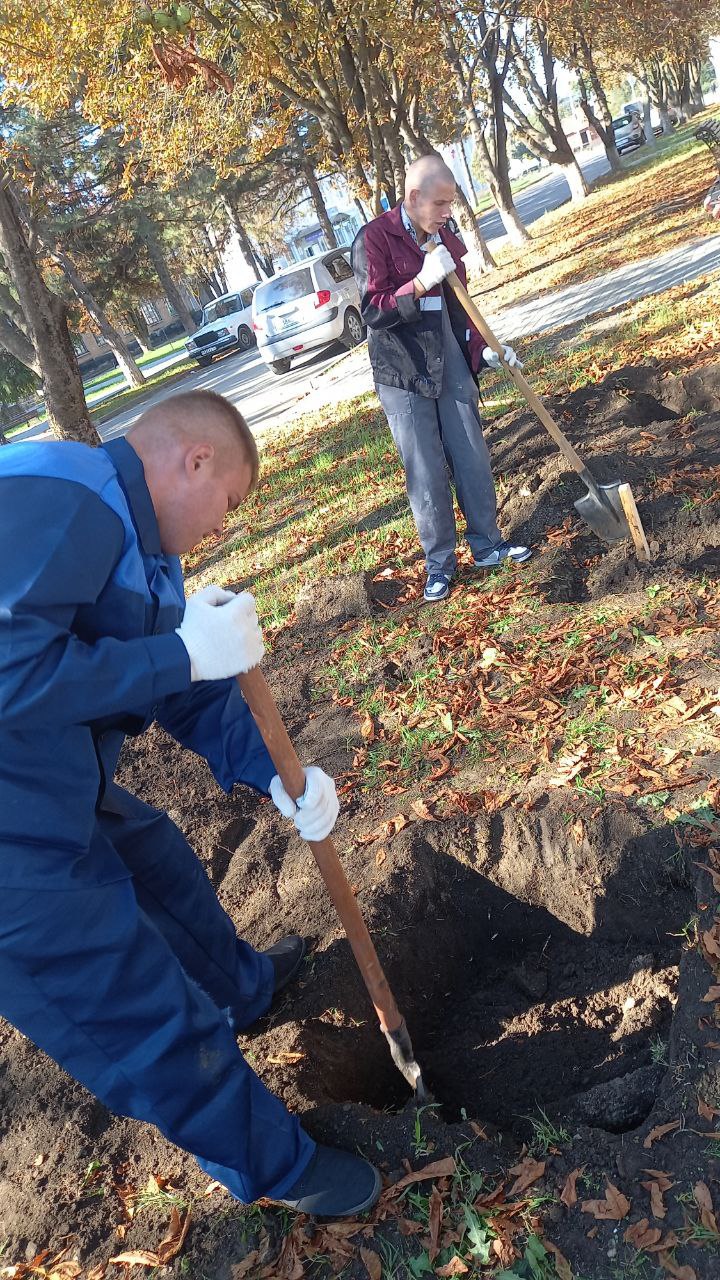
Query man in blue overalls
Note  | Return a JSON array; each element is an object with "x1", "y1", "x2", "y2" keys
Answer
[{"x1": 0, "y1": 389, "x2": 380, "y2": 1218}]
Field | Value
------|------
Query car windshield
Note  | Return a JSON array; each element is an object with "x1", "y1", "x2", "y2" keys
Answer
[
  {"x1": 202, "y1": 296, "x2": 240, "y2": 325},
  {"x1": 612, "y1": 117, "x2": 630, "y2": 130},
  {"x1": 255, "y1": 269, "x2": 313, "y2": 313}
]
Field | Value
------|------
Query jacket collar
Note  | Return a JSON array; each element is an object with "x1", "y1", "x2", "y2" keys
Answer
[{"x1": 101, "y1": 437, "x2": 163, "y2": 556}]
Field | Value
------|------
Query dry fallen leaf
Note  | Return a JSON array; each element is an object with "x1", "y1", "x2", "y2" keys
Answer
[
  {"x1": 643, "y1": 1119, "x2": 681, "y2": 1148},
  {"x1": 581, "y1": 1180, "x2": 631, "y2": 1220},
  {"x1": 697, "y1": 1097, "x2": 720, "y2": 1122},
  {"x1": 643, "y1": 1180, "x2": 667, "y2": 1219},
  {"x1": 359, "y1": 1246, "x2": 382, "y2": 1280},
  {"x1": 560, "y1": 1165, "x2": 585, "y2": 1208},
  {"x1": 428, "y1": 1185, "x2": 443, "y2": 1262},
  {"x1": 359, "y1": 713, "x2": 375, "y2": 743},
  {"x1": 545, "y1": 1239, "x2": 573, "y2": 1280},
  {"x1": 624, "y1": 1218, "x2": 663, "y2": 1249},
  {"x1": 108, "y1": 1250, "x2": 160, "y2": 1267},
  {"x1": 693, "y1": 1181, "x2": 718, "y2": 1233},
  {"x1": 702, "y1": 985, "x2": 720, "y2": 1003},
  {"x1": 157, "y1": 1206, "x2": 191, "y2": 1265},
  {"x1": 658, "y1": 1252, "x2": 697, "y2": 1280},
  {"x1": 508, "y1": 1156, "x2": 546, "y2": 1196},
  {"x1": 388, "y1": 1156, "x2": 456, "y2": 1193},
  {"x1": 230, "y1": 1251, "x2": 259, "y2": 1279},
  {"x1": 435, "y1": 1257, "x2": 469, "y2": 1277}
]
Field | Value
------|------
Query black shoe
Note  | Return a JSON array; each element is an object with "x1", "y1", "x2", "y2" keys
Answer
[
  {"x1": 473, "y1": 540, "x2": 532, "y2": 567},
  {"x1": 275, "y1": 1144, "x2": 382, "y2": 1218},
  {"x1": 424, "y1": 572, "x2": 452, "y2": 602},
  {"x1": 264, "y1": 934, "x2": 307, "y2": 995}
]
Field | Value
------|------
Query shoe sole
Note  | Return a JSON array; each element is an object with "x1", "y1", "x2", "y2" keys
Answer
[{"x1": 474, "y1": 552, "x2": 532, "y2": 568}]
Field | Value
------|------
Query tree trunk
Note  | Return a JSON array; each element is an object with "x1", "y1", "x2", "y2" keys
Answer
[
  {"x1": 453, "y1": 184, "x2": 496, "y2": 272},
  {"x1": 302, "y1": 161, "x2": 338, "y2": 247},
  {"x1": 0, "y1": 180, "x2": 95, "y2": 444},
  {"x1": 574, "y1": 39, "x2": 623, "y2": 173},
  {"x1": 225, "y1": 199, "x2": 263, "y2": 278},
  {"x1": 138, "y1": 216, "x2": 197, "y2": 334},
  {"x1": 556, "y1": 160, "x2": 589, "y2": 202},
  {"x1": 457, "y1": 135, "x2": 478, "y2": 205},
  {"x1": 642, "y1": 99, "x2": 656, "y2": 146},
  {"x1": 354, "y1": 197, "x2": 369, "y2": 224},
  {"x1": 51, "y1": 249, "x2": 146, "y2": 389}
]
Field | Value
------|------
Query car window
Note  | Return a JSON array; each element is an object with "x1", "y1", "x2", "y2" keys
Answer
[
  {"x1": 612, "y1": 117, "x2": 629, "y2": 130},
  {"x1": 240, "y1": 287, "x2": 255, "y2": 308},
  {"x1": 255, "y1": 269, "x2": 313, "y2": 312},
  {"x1": 202, "y1": 295, "x2": 241, "y2": 324},
  {"x1": 324, "y1": 255, "x2": 354, "y2": 283}
]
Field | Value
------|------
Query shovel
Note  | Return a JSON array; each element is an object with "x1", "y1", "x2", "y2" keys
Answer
[
  {"x1": 442, "y1": 265, "x2": 633, "y2": 543},
  {"x1": 237, "y1": 666, "x2": 432, "y2": 1103}
]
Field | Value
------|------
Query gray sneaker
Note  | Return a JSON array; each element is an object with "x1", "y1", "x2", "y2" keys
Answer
[
  {"x1": 424, "y1": 573, "x2": 452, "y2": 602},
  {"x1": 275, "y1": 1144, "x2": 382, "y2": 1218},
  {"x1": 473, "y1": 540, "x2": 532, "y2": 568}
]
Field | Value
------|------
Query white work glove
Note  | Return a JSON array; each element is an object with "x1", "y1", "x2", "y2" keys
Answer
[
  {"x1": 176, "y1": 585, "x2": 264, "y2": 681},
  {"x1": 269, "y1": 766, "x2": 339, "y2": 842},
  {"x1": 416, "y1": 244, "x2": 455, "y2": 291},
  {"x1": 482, "y1": 343, "x2": 523, "y2": 370}
]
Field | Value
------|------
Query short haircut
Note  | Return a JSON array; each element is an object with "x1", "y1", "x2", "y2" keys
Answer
[{"x1": 140, "y1": 389, "x2": 260, "y2": 490}]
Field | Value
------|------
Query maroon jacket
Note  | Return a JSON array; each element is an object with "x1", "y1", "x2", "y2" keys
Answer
[{"x1": 351, "y1": 202, "x2": 486, "y2": 397}]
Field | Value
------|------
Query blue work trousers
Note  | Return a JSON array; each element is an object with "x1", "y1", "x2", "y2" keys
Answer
[{"x1": 0, "y1": 789, "x2": 315, "y2": 1204}]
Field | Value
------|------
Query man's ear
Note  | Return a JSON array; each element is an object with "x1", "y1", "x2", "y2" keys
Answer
[{"x1": 184, "y1": 441, "x2": 215, "y2": 477}]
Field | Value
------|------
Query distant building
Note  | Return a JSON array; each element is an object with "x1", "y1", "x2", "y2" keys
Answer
[{"x1": 72, "y1": 292, "x2": 202, "y2": 377}]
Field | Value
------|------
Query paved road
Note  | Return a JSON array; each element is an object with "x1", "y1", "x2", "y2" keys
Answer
[
  {"x1": 479, "y1": 151, "x2": 611, "y2": 244},
  {"x1": 100, "y1": 340, "x2": 354, "y2": 442}
]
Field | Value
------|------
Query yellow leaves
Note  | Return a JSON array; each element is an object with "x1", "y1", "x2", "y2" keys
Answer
[{"x1": 581, "y1": 1179, "x2": 631, "y2": 1220}]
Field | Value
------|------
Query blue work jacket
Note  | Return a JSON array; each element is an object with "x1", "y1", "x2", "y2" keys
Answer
[{"x1": 0, "y1": 436, "x2": 274, "y2": 887}]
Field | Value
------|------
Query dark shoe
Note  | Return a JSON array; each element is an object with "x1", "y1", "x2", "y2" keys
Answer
[
  {"x1": 473, "y1": 540, "x2": 532, "y2": 568},
  {"x1": 424, "y1": 573, "x2": 452, "y2": 602},
  {"x1": 264, "y1": 934, "x2": 307, "y2": 995},
  {"x1": 275, "y1": 1143, "x2": 382, "y2": 1218}
]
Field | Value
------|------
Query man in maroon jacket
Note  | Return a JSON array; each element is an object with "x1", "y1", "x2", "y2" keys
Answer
[{"x1": 352, "y1": 154, "x2": 531, "y2": 601}]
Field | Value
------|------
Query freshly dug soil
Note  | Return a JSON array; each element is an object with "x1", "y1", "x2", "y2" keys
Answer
[{"x1": 1, "y1": 361, "x2": 719, "y2": 1279}]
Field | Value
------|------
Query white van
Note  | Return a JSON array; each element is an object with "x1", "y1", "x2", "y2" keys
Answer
[{"x1": 186, "y1": 285, "x2": 258, "y2": 367}]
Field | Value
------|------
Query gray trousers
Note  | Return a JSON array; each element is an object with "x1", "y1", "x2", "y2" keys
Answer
[{"x1": 377, "y1": 380, "x2": 501, "y2": 577}]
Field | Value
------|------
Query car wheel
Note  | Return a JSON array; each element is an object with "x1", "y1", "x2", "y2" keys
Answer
[
  {"x1": 341, "y1": 307, "x2": 365, "y2": 349},
  {"x1": 237, "y1": 325, "x2": 254, "y2": 351},
  {"x1": 271, "y1": 358, "x2": 292, "y2": 375},
  {"x1": 197, "y1": 356, "x2": 213, "y2": 367}
]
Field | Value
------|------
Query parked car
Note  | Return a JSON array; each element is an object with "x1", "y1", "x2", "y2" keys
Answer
[
  {"x1": 612, "y1": 113, "x2": 645, "y2": 153},
  {"x1": 186, "y1": 285, "x2": 258, "y2": 367},
  {"x1": 252, "y1": 252, "x2": 365, "y2": 375}
]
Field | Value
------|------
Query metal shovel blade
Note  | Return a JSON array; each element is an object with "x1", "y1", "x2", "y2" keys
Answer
[{"x1": 574, "y1": 477, "x2": 629, "y2": 543}]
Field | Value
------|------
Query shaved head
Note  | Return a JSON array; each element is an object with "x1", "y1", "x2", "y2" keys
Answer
[
  {"x1": 127, "y1": 390, "x2": 259, "y2": 555},
  {"x1": 403, "y1": 154, "x2": 457, "y2": 240},
  {"x1": 404, "y1": 154, "x2": 456, "y2": 200}
]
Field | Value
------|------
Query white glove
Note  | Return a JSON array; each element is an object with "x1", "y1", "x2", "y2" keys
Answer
[
  {"x1": 269, "y1": 766, "x2": 339, "y2": 842},
  {"x1": 482, "y1": 343, "x2": 523, "y2": 370},
  {"x1": 176, "y1": 585, "x2": 264, "y2": 681},
  {"x1": 416, "y1": 244, "x2": 455, "y2": 291}
]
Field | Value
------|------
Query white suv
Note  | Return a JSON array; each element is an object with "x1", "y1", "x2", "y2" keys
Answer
[
  {"x1": 186, "y1": 285, "x2": 258, "y2": 367},
  {"x1": 252, "y1": 252, "x2": 365, "y2": 375}
]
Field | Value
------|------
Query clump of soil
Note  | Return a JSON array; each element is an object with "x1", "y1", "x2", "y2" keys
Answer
[{"x1": 1, "y1": 361, "x2": 719, "y2": 1280}]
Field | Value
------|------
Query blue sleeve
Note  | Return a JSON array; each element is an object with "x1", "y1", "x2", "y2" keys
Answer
[
  {"x1": 155, "y1": 680, "x2": 275, "y2": 795},
  {"x1": 0, "y1": 476, "x2": 191, "y2": 728}
]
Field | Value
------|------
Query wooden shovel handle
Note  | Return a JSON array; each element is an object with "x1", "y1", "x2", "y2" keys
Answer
[
  {"x1": 445, "y1": 268, "x2": 588, "y2": 476},
  {"x1": 237, "y1": 667, "x2": 403, "y2": 1034}
]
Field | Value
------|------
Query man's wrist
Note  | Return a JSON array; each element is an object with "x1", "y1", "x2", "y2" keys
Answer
[{"x1": 413, "y1": 276, "x2": 426, "y2": 297}]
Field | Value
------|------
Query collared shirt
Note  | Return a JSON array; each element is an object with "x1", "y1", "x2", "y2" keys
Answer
[{"x1": 399, "y1": 203, "x2": 441, "y2": 251}]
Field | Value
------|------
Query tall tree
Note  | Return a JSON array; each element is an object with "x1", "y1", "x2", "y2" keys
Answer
[{"x1": 0, "y1": 177, "x2": 95, "y2": 444}]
